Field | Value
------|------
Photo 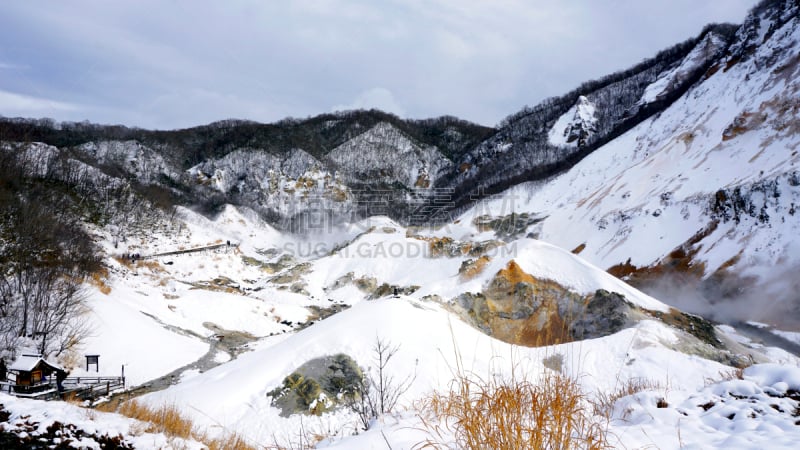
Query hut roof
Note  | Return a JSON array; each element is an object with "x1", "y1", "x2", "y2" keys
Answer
[{"x1": 9, "y1": 354, "x2": 64, "y2": 373}]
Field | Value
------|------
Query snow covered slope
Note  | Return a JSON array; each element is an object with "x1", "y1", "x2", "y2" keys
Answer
[{"x1": 1, "y1": 197, "x2": 798, "y2": 447}]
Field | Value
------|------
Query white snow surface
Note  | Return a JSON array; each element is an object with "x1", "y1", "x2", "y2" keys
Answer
[
  {"x1": 638, "y1": 32, "x2": 727, "y2": 105},
  {"x1": 607, "y1": 364, "x2": 800, "y2": 449}
]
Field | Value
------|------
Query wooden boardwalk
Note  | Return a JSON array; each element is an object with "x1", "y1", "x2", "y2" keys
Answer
[
  {"x1": 1, "y1": 376, "x2": 125, "y2": 401},
  {"x1": 132, "y1": 242, "x2": 239, "y2": 260}
]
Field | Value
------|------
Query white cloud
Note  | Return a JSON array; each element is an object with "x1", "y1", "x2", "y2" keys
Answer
[
  {"x1": 0, "y1": 62, "x2": 26, "y2": 70},
  {"x1": 0, "y1": 0, "x2": 760, "y2": 129},
  {"x1": 0, "y1": 89, "x2": 78, "y2": 115},
  {"x1": 333, "y1": 87, "x2": 406, "y2": 117}
]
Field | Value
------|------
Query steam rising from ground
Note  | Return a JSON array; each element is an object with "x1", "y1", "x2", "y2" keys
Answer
[{"x1": 637, "y1": 265, "x2": 800, "y2": 332}]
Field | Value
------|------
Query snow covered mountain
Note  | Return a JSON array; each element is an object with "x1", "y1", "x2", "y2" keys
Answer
[
  {"x1": 463, "y1": 0, "x2": 800, "y2": 328},
  {"x1": 2, "y1": 0, "x2": 800, "y2": 448},
  {"x1": 0, "y1": 21, "x2": 738, "y2": 227}
]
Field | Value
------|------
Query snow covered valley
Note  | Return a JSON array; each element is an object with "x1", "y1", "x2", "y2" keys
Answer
[
  {"x1": 2, "y1": 204, "x2": 800, "y2": 449},
  {"x1": 2, "y1": 1, "x2": 800, "y2": 448}
]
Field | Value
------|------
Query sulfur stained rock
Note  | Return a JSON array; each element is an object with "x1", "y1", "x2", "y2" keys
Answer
[{"x1": 451, "y1": 260, "x2": 643, "y2": 347}]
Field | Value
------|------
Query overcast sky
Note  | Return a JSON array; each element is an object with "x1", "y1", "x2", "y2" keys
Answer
[{"x1": 0, "y1": 0, "x2": 759, "y2": 130}]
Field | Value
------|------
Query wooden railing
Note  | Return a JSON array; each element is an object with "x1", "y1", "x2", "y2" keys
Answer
[
  {"x1": 61, "y1": 376, "x2": 125, "y2": 388},
  {"x1": 1, "y1": 376, "x2": 125, "y2": 401},
  {"x1": 66, "y1": 377, "x2": 126, "y2": 401},
  {"x1": 136, "y1": 242, "x2": 239, "y2": 260}
]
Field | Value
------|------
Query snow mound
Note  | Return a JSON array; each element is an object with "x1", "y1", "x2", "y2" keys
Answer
[{"x1": 612, "y1": 363, "x2": 800, "y2": 448}]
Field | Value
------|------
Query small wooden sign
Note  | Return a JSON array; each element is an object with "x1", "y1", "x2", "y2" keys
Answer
[{"x1": 86, "y1": 355, "x2": 100, "y2": 372}]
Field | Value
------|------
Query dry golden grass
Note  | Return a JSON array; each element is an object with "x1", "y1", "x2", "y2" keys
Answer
[
  {"x1": 137, "y1": 260, "x2": 163, "y2": 273},
  {"x1": 704, "y1": 366, "x2": 746, "y2": 386},
  {"x1": 201, "y1": 431, "x2": 261, "y2": 450},
  {"x1": 117, "y1": 400, "x2": 194, "y2": 439},
  {"x1": 107, "y1": 400, "x2": 258, "y2": 450},
  {"x1": 113, "y1": 255, "x2": 134, "y2": 268},
  {"x1": 417, "y1": 366, "x2": 609, "y2": 449},
  {"x1": 89, "y1": 269, "x2": 112, "y2": 295}
]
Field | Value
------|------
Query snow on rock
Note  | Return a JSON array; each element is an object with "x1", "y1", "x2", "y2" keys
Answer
[
  {"x1": 187, "y1": 148, "x2": 284, "y2": 193},
  {"x1": 0, "y1": 393, "x2": 205, "y2": 449},
  {"x1": 547, "y1": 95, "x2": 597, "y2": 147},
  {"x1": 78, "y1": 140, "x2": 175, "y2": 183},
  {"x1": 185, "y1": 148, "x2": 356, "y2": 222},
  {"x1": 505, "y1": 239, "x2": 669, "y2": 312},
  {"x1": 327, "y1": 122, "x2": 452, "y2": 188},
  {"x1": 638, "y1": 32, "x2": 727, "y2": 105},
  {"x1": 610, "y1": 363, "x2": 800, "y2": 449}
]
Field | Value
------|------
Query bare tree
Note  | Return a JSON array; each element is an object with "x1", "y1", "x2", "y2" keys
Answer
[
  {"x1": 28, "y1": 268, "x2": 89, "y2": 356},
  {"x1": 349, "y1": 337, "x2": 417, "y2": 430},
  {"x1": 0, "y1": 146, "x2": 100, "y2": 358}
]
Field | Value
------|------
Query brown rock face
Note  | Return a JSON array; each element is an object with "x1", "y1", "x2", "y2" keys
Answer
[{"x1": 454, "y1": 260, "x2": 640, "y2": 347}]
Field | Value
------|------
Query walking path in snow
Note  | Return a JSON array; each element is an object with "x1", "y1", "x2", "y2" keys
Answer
[
  {"x1": 102, "y1": 314, "x2": 257, "y2": 407},
  {"x1": 139, "y1": 241, "x2": 239, "y2": 260}
]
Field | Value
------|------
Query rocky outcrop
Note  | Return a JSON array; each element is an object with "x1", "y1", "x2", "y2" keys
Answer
[
  {"x1": 568, "y1": 290, "x2": 638, "y2": 340},
  {"x1": 325, "y1": 272, "x2": 419, "y2": 299},
  {"x1": 267, "y1": 354, "x2": 363, "y2": 417},
  {"x1": 451, "y1": 261, "x2": 644, "y2": 346},
  {"x1": 549, "y1": 96, "x2": 598, "y2": 147},
  {"x1": 473, "y1": 212, "x2": 546, "y2": 240}
]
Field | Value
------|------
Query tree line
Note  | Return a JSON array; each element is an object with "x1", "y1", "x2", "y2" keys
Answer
[{"x1": 0, "y1": 145, "x2": 103, "y2": 359}]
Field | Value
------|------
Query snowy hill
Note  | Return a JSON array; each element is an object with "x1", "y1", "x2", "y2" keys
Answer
[
  {"x1": 2, "y1": 1, "x2": 800, "y2": 448},
  {"x1": 3, "y1": 205, "x2": 797, "y2": 448}
]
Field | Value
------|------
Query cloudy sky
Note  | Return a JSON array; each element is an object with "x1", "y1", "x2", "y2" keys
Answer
[{"x1": 0, "y1": 0, "x2": 758, "y2": 130}]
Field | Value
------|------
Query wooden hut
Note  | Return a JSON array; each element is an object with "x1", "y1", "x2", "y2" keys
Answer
[{"x1": 5, "y1": 354, "x2": 65, "y2": 396}]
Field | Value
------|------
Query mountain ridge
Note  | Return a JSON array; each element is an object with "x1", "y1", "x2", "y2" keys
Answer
[{"x1": 0, "y1": 22, "x2": 741, "y2": 226}]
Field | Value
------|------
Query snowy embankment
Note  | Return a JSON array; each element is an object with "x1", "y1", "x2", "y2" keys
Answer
[
  {"x1": 135, "y1": 270, "x2": 796, "y2": 448},
  {"x1": 0, "y1": 393, "x2": 206, "y2": 449}
]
